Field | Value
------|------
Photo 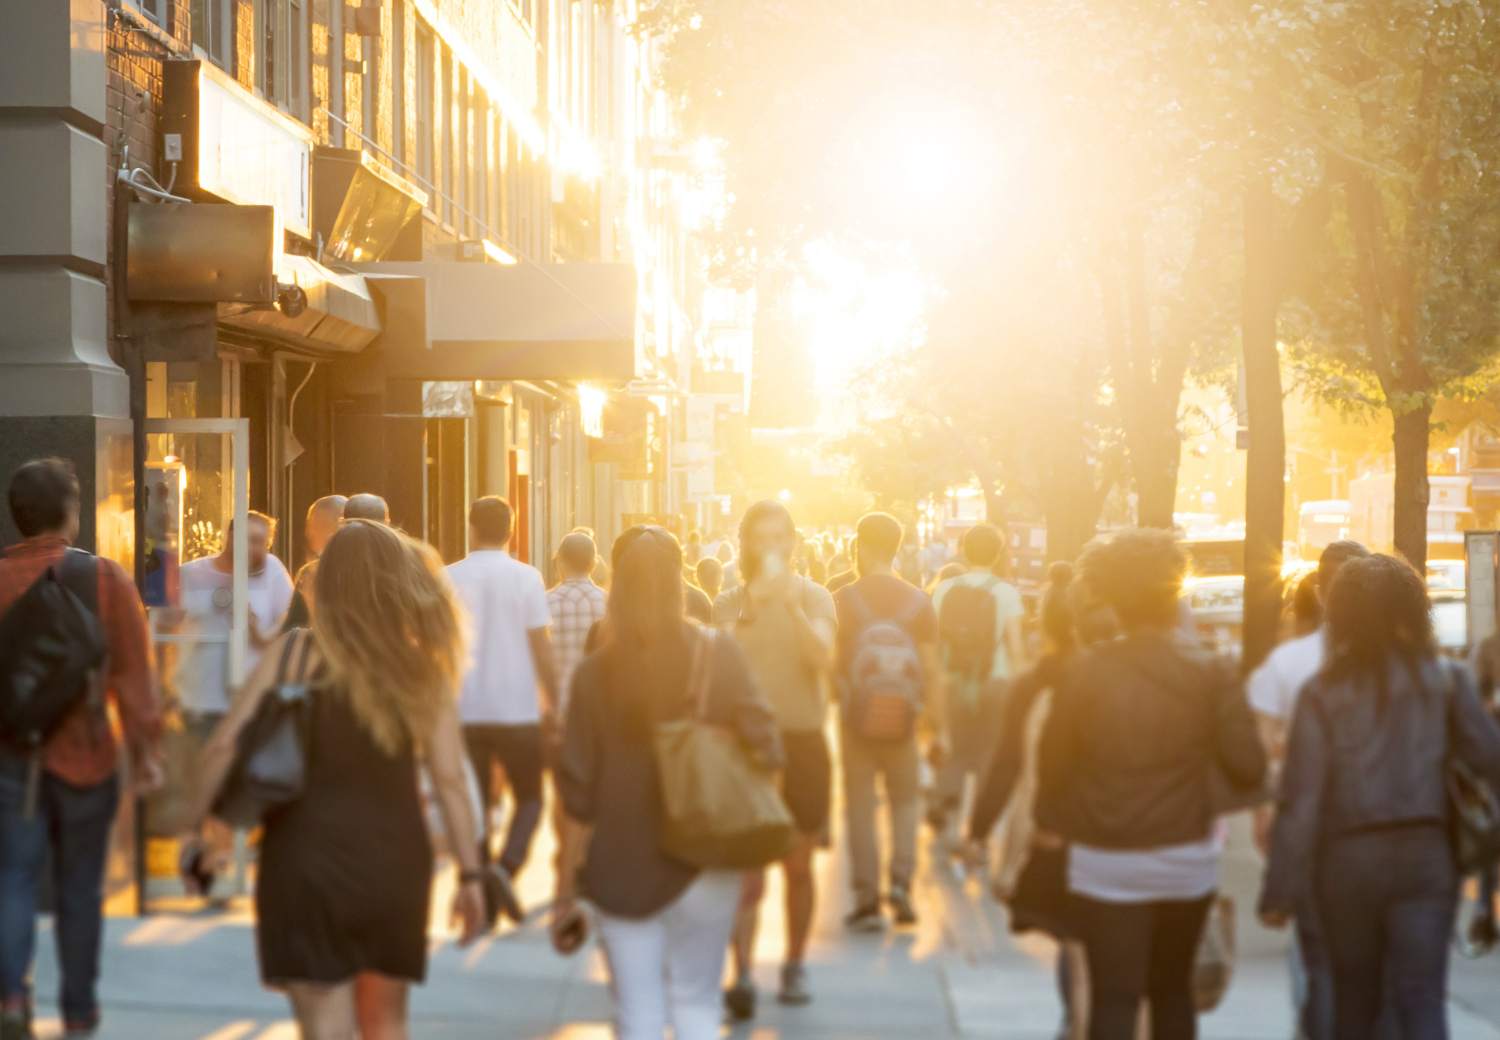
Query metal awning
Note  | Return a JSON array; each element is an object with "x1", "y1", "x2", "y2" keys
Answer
[
  {"x1": 218, "y1": 254, "x2": 381, "y2": 353},
  {"x1": 359, "y1": 261, "x2": 637, "y2": 381}
]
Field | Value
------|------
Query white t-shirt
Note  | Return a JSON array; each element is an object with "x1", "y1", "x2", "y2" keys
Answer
[
  {"x1": 931, "y1": 570, "x2": 1026, "y2": 680},
  {"x1": 1069, "y1": 836, "x2": 1222, "y2": 903},
  {"x1": 1248, "y1": 630, "x2": 1325, "y2": 723},
  {"x1": 174, "y1": 554, "x2": 295, "y2": 714},
  {"x1": 447, "y1": 549, "x2": 552, "y2": 725}
]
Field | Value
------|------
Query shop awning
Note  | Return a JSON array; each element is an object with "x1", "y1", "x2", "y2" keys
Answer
[
  {"x1": 360, "y1": 261, "x2": 637, "y2": 381},
  {"x1": 217, "y1": 254, "x2": 381, "y2": 353}
]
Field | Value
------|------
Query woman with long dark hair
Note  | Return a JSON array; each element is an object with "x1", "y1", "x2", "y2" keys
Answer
[
  {"x1": 194, "y1": 519, "x2": 487, "y2": 1038},
  {"x1": 554, "y1": 526, "x2": 782, "y2": 1039},
  {"x1": 1035, "y1": 530, "x2": 1265, "y2": 1040},
  {"x1": 1261, "y1": 554, "x2": 1500, "y2": 1039}
]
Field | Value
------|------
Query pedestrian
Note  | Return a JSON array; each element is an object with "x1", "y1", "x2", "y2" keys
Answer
[
  {"x1": 714, "y1": 541, "x2": 739, "y2": 592},
  {"x1": 194, "y1": 519, "x2": 487, "y2": 1038},
  {"x1": 695, "y1": 556, "x2": 724, "y2": 605},
  {"x1": 928, "y1": 524, "x2": 1028, "y2": 842},
  {"x1": 342, "y1": 492, "x2": 390, "y2": 523},
  {"x1": 174, "y1": 510, "x2": 295, "y2": 895},
  {"x1": 282, "y1": 494, "x2": 348, "y2": 629},
  {"x1": 1469, "y1": 624, "x2": 1500, "y2": 952},
  {"x1": 548, "y1": 531, "x2": 607, "y2": 719},
  {"x1": 553, "y1": 525, "x2": 783, "y2": 1040},
  {"x1": 1247, "y1": 540, "x2": 1368, "y2": 1039},
  {"x1": 685, "y1": 529, "x2": 705, "y2": 566},
  {"x1": 1037, "y1": 529, "x2": 1266, "y2": 1040},
  {"x1": 570, "y1": 527, "x2": 612, "y2": 589},
  {"x1": 1261, "y1": 554, "x2": 1500, "y2": 1040},
  {"x1": 833, "y1": 513, "x2": 947, "y2": 930},
  {"x1": 714, "y1": 499, "x2": 837, "y2": 1015},
  {"x1": 0, "y1": 458, "x2": 163, "y2": 1040},
  {"x1": 968, "y1": 561, "x2": 1119, "y2": 1040},
  {"x1": 445, "y1": 496, "x2": 560, "y2": 922}
]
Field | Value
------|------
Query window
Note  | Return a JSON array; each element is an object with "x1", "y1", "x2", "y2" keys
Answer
[
  {"x1": 361, "y1": 36, "x2": 377, "y2": 144},
  {"x1": 191, "y1": 0, "x2": 231, "y2": 67},
  {"x1": 391, "y1": 0, "x2": 406, "y2": 164},
  {"x1": 458, "y1": 70, "x2": 471, "y2": 233},
  {"x1": 414, "y1": 25, "x2": 434, "y2": 191},
  {"x1": 439, "y1": 48, "x2": 454, "y2": 224},
  {"x1": 328, "y1": 0, "x2": 344, "y2": 145},
  {"x1": 258, "y1": 0, "x2": 308, "y2": 119},
  {"x1": 134, "y1": 0, "x2": 166, "y2": 25},
  {"x1": 475, "y1": 92, "x2": 489, "y2": 235}
]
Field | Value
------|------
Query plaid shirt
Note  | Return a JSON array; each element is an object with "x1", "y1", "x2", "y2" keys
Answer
[
  {"x1": 0, "y1": 535, "x2": 160, "y2": 786},
  {"x1": 547, "y1": 577, "x2": 607, "y2": 710}
]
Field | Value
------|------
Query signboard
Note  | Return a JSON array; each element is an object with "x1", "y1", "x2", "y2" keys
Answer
[
  {"x1": 1467, "y1": 531, "x2": 1499, "y2": 649},
  {"x1": 164, "y1": 60, "x2": 313, "y2": 239}
]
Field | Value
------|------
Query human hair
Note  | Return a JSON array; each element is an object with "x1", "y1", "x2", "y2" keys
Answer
[
  {"x1": 1291, "y1": 571, "x2": 1322, "y2": 635},
  {"x1": 961, "y1": 524, "x2": 1005, "y2": 568},
  {"x1": 8, "y1": 457, "x2": 80, "y2": 538},
  {"x1": 313, "y1": 520, "x2": 466, "y2": 756},
  {"x1": 1318, "y1": 539, "x2": 1370, "y2": 597},
  {"x1": 606, "y1": 526, "x2": 689, "y2": 740},
  {"x1": 695, "y1": 555, "x2": 723, "y2": 593},
  {"x1": 1324, "y1": 553, "x2": 1434, "y2": 677},
  {"x1": 228, "y1": 509, "x2": 277, "y2": 541},
  {"x1": 557, "y1": 530, "x2": 596, "y2": 575},
  {"x1": 307, "y1": 494, "x2": 349, "y2": 522},
  {"x1": 856, "y1": 512, "x2": 904, "y2": 568},
  {"x1": 1040, "y1": 561, "x2": 1076, "y2": 651},
  {"x1": 343, "y1": 493, "x2": 390, "y2": 523},
  {"x1": 1076, "y1": 528, "x2": 1187, "y2": 629},
  {"x1": 737, "y1": 499, "x2": 795, "y2": 580},
  {"x1": 469, "y1": 496, "x2": 513, "y2": 546}
]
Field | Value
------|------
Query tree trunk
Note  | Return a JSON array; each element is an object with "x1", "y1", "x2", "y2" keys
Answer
[
  {"x1": 1391, "y1": 400, "x2": 1432, "y2": 571},
  {"x1": 1241, "y1": 169, "x2": 1285, "y2": 671},
  {"x1": 1134, "y1": 433, "x2": 1179, "y2": 528}
]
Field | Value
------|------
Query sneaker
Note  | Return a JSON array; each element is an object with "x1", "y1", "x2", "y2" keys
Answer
[
  {"x1": 844, "y1": 902, "x2": 885, "y2": 932},
  {"x1": 481, "y1": 865, "x2": 525, "y2": 926},
  {"x1": 0, "y1": 1008, "x2": 31, "y2": 1040},
  {"x1": 179, "y1": 843, "x2": 216, "y2": 898},
  {"x1": 778, "y1": 962, "x2": 812, "y2": 1006},
  {"x1": 723, "y1": 979, "x2": 756, "y2": 1021},
  {"x1": 889, "y1": 886, "x2": 917, "y2": 927},
  {"x1": 62, "y1": 1015, "x2": 99, "y2": 1038}
]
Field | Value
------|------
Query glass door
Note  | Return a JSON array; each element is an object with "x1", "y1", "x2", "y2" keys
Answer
[{"x1": 140, "y1": 418, "x2": 249, "y2": 908}]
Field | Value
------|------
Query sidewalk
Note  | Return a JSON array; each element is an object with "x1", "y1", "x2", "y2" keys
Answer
[{"x1": 27, "y1": 819, "x2": 1500, "y2": 1038}]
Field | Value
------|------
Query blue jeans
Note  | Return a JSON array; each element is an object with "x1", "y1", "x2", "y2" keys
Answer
[
  {"x1": 1317, "y1": 825, "x2": 1456, "y2": 1040},
  {"x1": 0, "y1": 754, "x2": 120, "y2": 1022}
]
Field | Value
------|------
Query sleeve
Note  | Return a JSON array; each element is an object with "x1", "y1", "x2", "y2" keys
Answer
[
  {"x1": 999, "y1": 582, "x2": 1025, "y2": 623},
  {"x1": 1260, "y1": 693, "x2": 1329, "y2": 915},
  {"x1": 968, "y1": 662, "x2": 1048, "y2": 840},
  {"x1": 1033, "y1": 659, "x2": 1080, "y2": 835},
  {"x1": 1449, "y1": 662, "x2": 1500, "y2": 792},
  {"x1": 1247, "y1": 652, "x2": 1286, "y2": 719},
  {"x1": 804, "y1": 581, "x2": 837, "y2": 626},
  {"x1": 526, "y1": 569, "x2": 552, "y2": 629},
  {"x1": 556, "y1": 664, "x2": 601, "y2": 823},
  {"x1": 711, "y1": 589, "x2": 737, "y2": 627},
  {"x1": 101, "y1": 559, "x2": 162, "y2": 752},
  {"x1": 710, "y1": 636, "x2": 785, "y2": 771},
  {"x1": 1214, "y1": 662, "x2": 1268, "y2": 788},
  {"x1": 269, "y1": 558, "x2": 295, "y2": 621}
]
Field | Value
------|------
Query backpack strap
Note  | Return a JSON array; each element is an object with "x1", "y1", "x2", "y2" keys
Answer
[{"x1": 56, "y1": 548, "x2": 100, "y2": 617}]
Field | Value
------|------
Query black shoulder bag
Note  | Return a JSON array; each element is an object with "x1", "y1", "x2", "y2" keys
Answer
[
  {"x1": 1444, "y1": 659, "x2": 1500, "y2": 875},
  {"x1": 212, "y1": 631, "x2": 316, "y2": 828}
]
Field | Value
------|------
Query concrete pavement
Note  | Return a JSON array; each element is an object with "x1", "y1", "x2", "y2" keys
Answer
[{"x1": 24, "y1": 818, "x2": 1500, "y2": 1037}]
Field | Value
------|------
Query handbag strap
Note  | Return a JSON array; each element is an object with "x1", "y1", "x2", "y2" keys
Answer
[
  {"x1": 274, "y1": 629, "x2": 317, "y2": 689},
  {"x1": 689, "y1": 627, "x2": 716, "y2": 721}
]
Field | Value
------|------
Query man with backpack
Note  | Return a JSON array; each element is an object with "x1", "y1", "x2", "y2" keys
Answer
[
  {"x1": 0, "y1": 458, "x2": 161, "y2": 1040},
  {"x1": 834, "y1": 512, "x2": 947, "y2": 931},
  {"x1": 929, "y1": 524, "x2": 1027, "y2": 843}
]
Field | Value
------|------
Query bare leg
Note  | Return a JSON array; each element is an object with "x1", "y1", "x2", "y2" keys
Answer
[
  {"x1": 783, "y1": 838, "x2": 817, "y2": 966},
  {"x1": 285, "y1": 981, "x2": 357, "y2": 1040},
  {"x1": 354, "y1": 973, "x2": 411, "y2": 1040},
  {"x1": 730, "y1": 870, "x2": 766, "y2": 983}
]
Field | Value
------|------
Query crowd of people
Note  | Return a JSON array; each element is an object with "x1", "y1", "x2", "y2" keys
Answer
[{"x1": 4, "y1": 452, "x2": 1500, "y2": 1040}]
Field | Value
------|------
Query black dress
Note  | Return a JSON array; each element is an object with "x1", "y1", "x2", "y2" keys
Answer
[{"x1": 256, "y1": 684, "x2": 433, "y2": 985}]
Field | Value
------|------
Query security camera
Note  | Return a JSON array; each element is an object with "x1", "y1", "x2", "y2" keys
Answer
[{"x1": 275, "y1": 283, "x2": 308, "y2": 318}]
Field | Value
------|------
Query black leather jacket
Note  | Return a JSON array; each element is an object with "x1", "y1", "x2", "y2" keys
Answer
[
  {"x1": 1035, "y1": 629, "x2": 1266, "y2": 850},
  {"x1": 1260, "y1": 655, "x2": 1500, "y2": 915}
]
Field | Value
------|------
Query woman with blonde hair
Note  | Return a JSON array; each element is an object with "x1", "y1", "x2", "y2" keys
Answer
[{"x1": 195, "y1": 519, "x2": 487, "y2": 1038}]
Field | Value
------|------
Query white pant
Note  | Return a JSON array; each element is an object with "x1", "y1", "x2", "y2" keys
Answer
[{"x1": 595, "y1": 870, "x2": 741, "y2": 1040}]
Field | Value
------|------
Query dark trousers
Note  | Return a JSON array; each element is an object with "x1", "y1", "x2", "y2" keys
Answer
[
  {"x1": 463, "y1": 724, "x2": 544, "y2": 877},
  {"x1": 0, "y1": 754, "x2": 120, "y2": 1022},
  {"x1": 1317, "y1": 826, "x2": 1456, "y2": 1040},
  {"x1": 1295, "y1": 898, "x2": 1335, "y2": 1040},
  {"x1": 1072, "y1": 892, "x2": 1214, "y2": 1040}
]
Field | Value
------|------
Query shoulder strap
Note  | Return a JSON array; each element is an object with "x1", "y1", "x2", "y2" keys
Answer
[
  {"x1": 689, "y1": 627, "x2": 716, "y2": 719},
  {"x1": 274, "y1": 630, "x2": 314, "y2": 688},
  {"x1": 843, "y1": 583, "x2": 874, "y2": 629},
  {"x1": 56, "y1": 548, "x2": 100, "y2": 616}
]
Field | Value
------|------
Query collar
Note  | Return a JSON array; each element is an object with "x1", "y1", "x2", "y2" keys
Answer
[
  {"x1": 4, "y1": 534, "x2": 70, "y2": 557},
  {"x1": 470, "y1": 548, "x2": 512, "y2": 558}
]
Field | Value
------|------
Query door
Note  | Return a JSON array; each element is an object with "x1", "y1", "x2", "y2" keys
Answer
[{"x1": 140, "y1": 418, "x2": 249, "y2": 907}]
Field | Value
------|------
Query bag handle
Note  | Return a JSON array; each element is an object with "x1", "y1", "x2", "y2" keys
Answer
[{"x1": 689, "y1": 627, "x2": 716, "y2": 720}]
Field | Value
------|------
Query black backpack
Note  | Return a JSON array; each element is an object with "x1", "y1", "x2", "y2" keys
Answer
[
  {"x1": 0, "y1": 549, "x2": 107, "y2": 751},
  {"x1": 937, "y1": 575, "x2": 1000, "y2": 679}
]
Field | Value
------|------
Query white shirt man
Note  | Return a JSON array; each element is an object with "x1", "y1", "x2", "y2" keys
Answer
[{"x1": 444, "y1": 496, "x2": 558, "y2": 908}]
